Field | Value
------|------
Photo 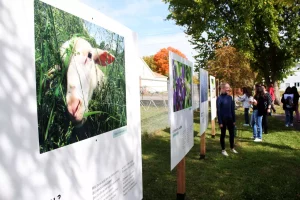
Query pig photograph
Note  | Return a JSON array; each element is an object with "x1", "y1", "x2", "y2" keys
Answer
[{"x1": 35, "y1": 0, "x2": 127, "y2": 153}]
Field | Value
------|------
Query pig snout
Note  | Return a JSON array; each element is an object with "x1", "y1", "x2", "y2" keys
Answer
[{"x1": 67, "y1": 96, "x2": 83, "y2": 123}]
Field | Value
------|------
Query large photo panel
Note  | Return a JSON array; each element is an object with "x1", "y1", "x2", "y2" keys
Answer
[
  {"x1": 169, "y1": 52, "x2": 194, "y2": 170},
  {"x1": 0, "y1": 0, "x2": 142, "y2": 200},
  {"x1": 34, "y1": 0, "x2": 127, "y2": 153}
]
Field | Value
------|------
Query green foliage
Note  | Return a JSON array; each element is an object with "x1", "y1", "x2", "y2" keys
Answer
[
  {"x1": 35, "y1": 0, "x2": 126, "y2": 153},
  {"x1": 163, "y1": 0, "x2": 300, "y2": 84}
]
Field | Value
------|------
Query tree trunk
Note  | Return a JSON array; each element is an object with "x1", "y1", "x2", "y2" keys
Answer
[{"x1": 274, "y1": 81, "x2": 281, "y2": 105}]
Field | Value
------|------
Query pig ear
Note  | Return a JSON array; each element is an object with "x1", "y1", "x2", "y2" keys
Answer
[{"x1": 92, "y1": 48, "x2": 115, "y2": 66}]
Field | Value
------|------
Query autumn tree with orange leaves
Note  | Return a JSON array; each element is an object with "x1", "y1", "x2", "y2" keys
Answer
[
  {"x1": 207, "y1": 39, "x2": 256, "y2": 96},
  {"x1": 153, "y1": 47, "x2": 187, "y2": 76}
]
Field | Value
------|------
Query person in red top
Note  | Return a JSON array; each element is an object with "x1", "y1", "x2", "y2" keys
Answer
[{"x1": 268, "y1": 83, "x2": 276, "y2": 113}]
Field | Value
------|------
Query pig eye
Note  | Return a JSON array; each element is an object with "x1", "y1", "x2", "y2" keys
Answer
[{"x1": 88, "y1": 52, "x2": 92, "y2": 59}]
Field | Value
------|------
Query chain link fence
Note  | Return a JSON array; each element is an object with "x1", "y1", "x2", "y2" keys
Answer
[{"x1": 140, "y1": 78, "x2": 199, "y2": 134}]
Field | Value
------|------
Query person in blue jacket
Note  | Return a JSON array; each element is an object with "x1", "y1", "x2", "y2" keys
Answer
[{"x1": 217, "y1": 83, "x2": 238, "y2": 156}]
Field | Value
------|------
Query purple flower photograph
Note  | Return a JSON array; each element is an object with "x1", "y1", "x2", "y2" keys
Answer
[{"x1": 172, "y1": 60, "x2": 192, "y2": 112}]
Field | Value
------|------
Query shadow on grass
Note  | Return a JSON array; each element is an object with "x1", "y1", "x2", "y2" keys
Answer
[
  {"x1": 162, "y1": 127, "x2": 170, "y2": 133},
  {"x1": 142, "y1": 111, "x2": 300, "y2": 200}
]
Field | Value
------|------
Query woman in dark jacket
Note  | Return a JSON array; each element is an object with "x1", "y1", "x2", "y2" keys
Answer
[
  {"x1": 251, "y1": 86, "x2": 265, "y2": 142},
  {"x1": 217, "y1": 83, "x2": 238, "y2": 156}
]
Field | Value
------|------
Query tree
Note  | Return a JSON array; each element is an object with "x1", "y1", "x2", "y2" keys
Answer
[
  {"x1": 153, "y1": 47, "x2": 187, "y2": 76},
  {"x1": 163, "y1": 0, "x2": 300, "y2": 103},
  {"x1": 207, "y1": 39, "x2": 256, "y2": 97},
  {"x1": 142, "y1": 55, "x2": 157, "y2": 71}
]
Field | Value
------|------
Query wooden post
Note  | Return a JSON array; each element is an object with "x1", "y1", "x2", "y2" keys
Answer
[
  {"x1": 211, "y1": 119, "x2": 216, "y2": 138},
  {"x1": 200, "y1": 132, "x2": 206, "y2": 159},
  {"x1": 176, "y1": 158, "x2": 186, "y2": 200}
]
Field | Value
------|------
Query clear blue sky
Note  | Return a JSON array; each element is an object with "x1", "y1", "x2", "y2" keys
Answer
[{"x1": 80, "y1": 0, "x2": 196, "y2": 62}]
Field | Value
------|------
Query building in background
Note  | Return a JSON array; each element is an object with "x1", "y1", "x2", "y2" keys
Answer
[
  {"x1": 279, "y1": 64, "x2": 300, "y2": 91},
  {"x1": 138, "y1": 57, "x2": 168, "y2": 93}
]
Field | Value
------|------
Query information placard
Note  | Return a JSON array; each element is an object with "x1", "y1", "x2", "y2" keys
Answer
[
  {"x1": 169, "y1": 52, "x2": 194, "y2": 170},
  {"x1": 200, "y1": 68, "x2": 209, "y2": 135},
  {"x1": 0, "y1": 0, "x2": 142, "y2": 199},
  {"x1": 210, "y1": 76, "x2": 217, "y2": 120}
]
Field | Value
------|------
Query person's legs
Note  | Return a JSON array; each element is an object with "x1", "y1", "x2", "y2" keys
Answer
[
  {"x1": 262, "y1": 112, "x2": 266, "y2": 133},
  {"x1": 285, "y1": 109, "x2": 290, "y2": 126},
  {"x1": 263, "y1": 112, "x2": 268, "y2": 134},
  {"x1": 220, "y1": 120, "x2": 227, "y2": 150},
  {"x1": 252, "y1": 110, "x2": 258, "y2": 138},
  {"x1": 289, "y1": 109, "x2": 294, "y2": 125},
  {"x1": 244, "y1": 108, "x2": 249, "y2": 124},
  {"x1": 271, "y1": 101, "x2": 276, "y2": 112},
  {"x1": 257, "y1": 115, "x2": 263, "y2": 139},
  {"x1": 227, "y1": 119, "x2": 235, "y2": 149},
  {"x1": 250, "y1": 110, "x2": 253, "y2": 127}
]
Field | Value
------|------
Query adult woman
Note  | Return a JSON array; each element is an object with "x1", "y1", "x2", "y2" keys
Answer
[
  {"x1": 238, "y1": 87, "x2": 251, "y2": 126},
  {"x1": 291, "y1": 86, "x2": 300, "y2": 123},
  {"x1": 251, "y1": 86, "x2": 265, "y2": 142},
  {"x1": 217, "y1": 83, "x2": 238, "y2": 156}
]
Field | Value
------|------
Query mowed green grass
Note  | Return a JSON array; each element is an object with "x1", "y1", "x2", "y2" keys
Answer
[
  {"x1": 142, "y1": 108, "x2": 300, "y2": 200},
  {"x1": 141, "y1": 106, "x2": 169, "y2": 134}
]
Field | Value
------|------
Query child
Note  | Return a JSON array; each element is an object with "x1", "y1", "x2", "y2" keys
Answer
[{"x1": 238, "y1": 87, "x2": 251, "y2": 126}]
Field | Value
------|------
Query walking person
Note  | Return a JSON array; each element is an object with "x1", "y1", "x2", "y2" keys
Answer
[
  {"x1": 281, "y1": 87, "x2": 294, "y2": 127},
  {"x1": 262, "y1": 85, "x2": 272, "y2": 134},
  {"x1": 250, "y1": 86, "x2": 265, "y2": 142},
  {"x1": 238, "y1": 87, "x2": 251, "y2": 126},
  {"x1": 268, "y1": 83, "x2": 276, "y2": 113},
  {"x1": 217, "y1": 83, "x2": 238, "y2": 156},
  {"x1": 291, "y1": 86, "x2": 300, "y2": 123}
]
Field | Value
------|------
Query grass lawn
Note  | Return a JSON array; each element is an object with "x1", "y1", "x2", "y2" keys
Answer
[
  {"x1": 142, "y1": 108, "x2": 300, "y2": 200},
  {"x1": 141, "y1": 106, "x2": 169, "y2": 134}
]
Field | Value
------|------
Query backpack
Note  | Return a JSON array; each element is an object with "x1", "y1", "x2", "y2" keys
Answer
[{"x1": 286, "y1": 96, "x2": 293, "y2": 108}]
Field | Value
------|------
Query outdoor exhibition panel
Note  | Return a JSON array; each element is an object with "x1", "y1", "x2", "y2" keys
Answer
[
  {"x1": 0, "y1": 0, "x2": 142, "y2": 199},
  {"x1": 169, "y1": 52, "x2": 194, "y2": 170},
  {"x1": 210, "y1": 75, "x2": 217, "y2": 120},
  {"x1": 200, "y1": 68, "x2": 209, "y2": 135}
]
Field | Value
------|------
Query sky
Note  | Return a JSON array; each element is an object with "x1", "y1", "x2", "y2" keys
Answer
[{"x1": 79, "y1": 0, "x2": 197, "y2": 62}]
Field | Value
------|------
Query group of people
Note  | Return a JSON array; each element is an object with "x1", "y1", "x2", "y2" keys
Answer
[
  {"x1": 238, "y1": 84, "x2": 274, "y2": 139},
  {"x1": 216, "y1": 82, "x2": 300, "y2": 157}
]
